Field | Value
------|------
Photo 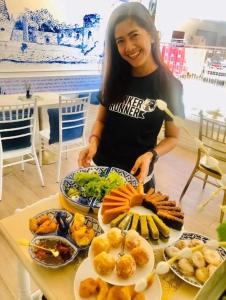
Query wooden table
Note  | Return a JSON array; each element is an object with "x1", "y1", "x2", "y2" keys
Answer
[{"x1": 0, "y1": 194, "x2": 199, "y2": 300}]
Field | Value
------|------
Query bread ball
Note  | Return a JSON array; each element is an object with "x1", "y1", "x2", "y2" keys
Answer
[
  {"x1": 79, "y1": 277, "x2": 98, "y2": 298},
  {"x1": 91, "y1": 235, "x2": 111, "y2": 256},
  {"x1": 116, "y1": 254, "x2": 136, "y2": 279},
  {"x1": 188, "y1": 239, "x2": 204, "y2": 248},
  {"x1": 165, "y1": 246, "x2": 180, "y2": 258},
  {"x1": 191, "y1": 251, "x2": 206, "y2": 268},
  {"x1": 175, "y1": 239, "x2": 188, "y2": 250},
  {"x1": 107, "y1": 228, "x2": 122, "y2": 248},
  {"x1": 195, "y1": 267, "x2": 209, "y2": 283},
  {"x1": 178, "y1": 258, "x2": 194, "y2": 276},
  {"x1": 93, "y1": 251, "x2": 115, "y2": 275},
  {"x1": 125, "y1": 230, "x2": 140, "y2": 251},
  {"x1": 130, "y1": 246, "x2": 149, "y2": 267},
  {"x1": 203, "y1": 248, "x2": 222, "y2": 266}
]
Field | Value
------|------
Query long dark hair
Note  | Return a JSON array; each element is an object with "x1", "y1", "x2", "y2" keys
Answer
[{"x1": 102, "y1": 2, "x2": 167, "y2": 105}]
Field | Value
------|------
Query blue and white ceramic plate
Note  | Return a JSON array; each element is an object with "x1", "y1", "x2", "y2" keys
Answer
[
  {"x1": 29, "y1": 235, "x2": 78, "y2": 269},
  {"x1": 29, "y1": 209, "x2": 73, "y2": 236},
  {"x1": 60, "y1": 166, "x2": 138, "y2": 214},
  {"x1": 68, "y1": 215, "x2": 103, "y2": 251},
  {"x1": 163, "y1": 232, "x2": 226, "y2": 288}
]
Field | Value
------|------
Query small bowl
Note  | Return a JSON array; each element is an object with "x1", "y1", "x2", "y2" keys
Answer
[
  {"x1": 29, "y1": 235, "x2": 78, "y2": 268},
  {"x1": 69, "y1": 215, "x2": 103, "y2": 251},
  {"x1": 29, "y1": 209, "x2": 73, "y2": 236}
]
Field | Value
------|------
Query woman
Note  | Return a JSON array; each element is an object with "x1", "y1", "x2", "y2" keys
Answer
[{"x1": 78, "y1": 2, "x2": 184, "y2": 191}]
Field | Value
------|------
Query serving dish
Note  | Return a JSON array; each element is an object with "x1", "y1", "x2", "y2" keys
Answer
[
  {"x1": 74, "y1": 258, "x2": 162, "y2": 300},
  {"x1": 68, "y1": 214, "x2": 103, "y2": 251},
  {"x1": 98, "y1": 205, "x2": 184, "y2": 250},
  {"x1": 88, "y1": 232, "x2": 155, "y2": 286},
  {"x1": 29, "y1": 209, "x2": 73, "y2": 236},
  {"x1": 60, "y1": 166, "x2": 138, "y2": 214},
  {"x1": 29, "y1": 235, "x2": 78, "y2": 268},
  {"x1": 163, "y1": 232, "x2": 226, "y2": 288}
]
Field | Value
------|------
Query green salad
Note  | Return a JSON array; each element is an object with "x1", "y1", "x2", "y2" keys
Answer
[{"x1": 72, "y1": 170, "x2": 125, "y2": 200}]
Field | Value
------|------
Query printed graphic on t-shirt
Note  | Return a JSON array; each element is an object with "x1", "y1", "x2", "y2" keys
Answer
[{"x1": 109, "y1": 96, "x2": 156, "y2": 119}]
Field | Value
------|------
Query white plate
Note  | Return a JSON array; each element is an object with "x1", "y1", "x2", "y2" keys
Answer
[
  {"x1": 98, "y1": 205, "x2": 184, "y2": 250},
  {"x1": 163, "y1": 232, "x2": 226, "y2": 288},
  {"x1": 88, "y1": 232, "x2": 155, "y2": 286},
  {"x1": 74, "y1": 257, "x2": 162, "y2": 300}
]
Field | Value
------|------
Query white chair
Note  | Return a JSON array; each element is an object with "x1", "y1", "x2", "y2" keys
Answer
[
  {"x1": 39, "y1": 94, "x2": 90, "y2": 182},
  {"x1": 0, "y1": 100, "x2": 45, "y2": 200}
]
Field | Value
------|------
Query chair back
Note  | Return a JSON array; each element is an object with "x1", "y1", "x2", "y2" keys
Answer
[
  {"x1": 59, "y1": 95, "x2": 89, "y2": 144},
  {"x1": 199, "y1": 110, "x2": 226, "y2": 163},
  {"x1": 0, "y1": 101, "x2": 36, "y2": 154}
]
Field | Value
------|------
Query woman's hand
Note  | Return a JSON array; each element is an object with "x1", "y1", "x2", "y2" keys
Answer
[
  {"x1": 130, "y1": 152, "x2": 153, "y2": 183},
  {"x1": 78, "y1": 142, "x2": 98, "y2": 168}
]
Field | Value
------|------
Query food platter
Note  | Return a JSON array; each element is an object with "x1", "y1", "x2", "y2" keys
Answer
[
  {"x1": 60, "y1": 166, "x2": 138, "y2": 214},
  {"x1": 74, "y1": 258, "x2": 162, "y2": 300},
  {"x1": 163, "y1": 232, "x2": 226, "y2": 288},
  {"x1": 98, "y1": 205, "x2": 184, "y2": 250},
  {"x1": 88, "y1": 232, "x2": 155, "y2": 286}
]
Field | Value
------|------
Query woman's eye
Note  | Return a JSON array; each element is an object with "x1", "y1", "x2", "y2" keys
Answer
[{"x1": 116, "y1": 40, "x2": 123, "y2": 45}]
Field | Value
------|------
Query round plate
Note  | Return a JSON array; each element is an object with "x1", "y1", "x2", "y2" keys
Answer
[
  {"x1": 163, "y1": 232, "x2": 226, "y2": 288},
  {"x1": 29, "y1": 235, "x2": 78, "y2": 269},
  {"x1": 74, "y1": 258, "x2": 162, "y2": 300},
  {"x1": 68, "y1": 215, "x2": 103, "y2": 251},
  {"x1": 60, "y1": 166, "x2": 138, "y2": 214},
  {"x1": 98, "y1": 205, "x2": 184, "y2": 250},
  {"x1": 29, "y1": 209, "x2": 73, "y2": 235},
  {"x1": 88, "y1": 232, "x2": 155, "y2": 286}
]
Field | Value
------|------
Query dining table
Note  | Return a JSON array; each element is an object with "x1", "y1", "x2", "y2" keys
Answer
[{"x1": 0, "y1": 193, "x2": 200, "y2": 300}]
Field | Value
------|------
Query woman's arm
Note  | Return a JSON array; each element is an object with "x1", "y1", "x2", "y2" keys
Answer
[
  {"x1": 131, "y1": 121, "x2": 179, "y2": 182},
  {"x1": 78, "y1": 104, "x2": 106, "y2": 167},
  {"x1": 154, "y1": 120, "x2": 180, "y2": 156}
]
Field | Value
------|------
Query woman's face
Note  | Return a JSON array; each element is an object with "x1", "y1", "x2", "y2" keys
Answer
[{"x1": 114, "y1": 18, "x2": 156, "y2": 76}]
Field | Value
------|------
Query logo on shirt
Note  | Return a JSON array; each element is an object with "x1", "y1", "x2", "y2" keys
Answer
[{"x1": 109, "y1": 96, "x2": 156, "y2": 119}]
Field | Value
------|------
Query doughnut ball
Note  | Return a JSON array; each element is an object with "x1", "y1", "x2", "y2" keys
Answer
[
  {"x1": 107, "y1": 228, "x2": 123, "y2": 248},
  {"x1": 191, "y1": 251, "x2": 206, "y2": 268},
  {"x1": 79, "y1": 278, "x2": 98, "y2": 298},
  {"x1": 125, "y1": 230, "x2": 141, "y2": 251},
  {"x1": 93, "y1": 251, "x2": 115, "y2": 276},
  {"x1": 203, "y1": 248, "x2": 222, "y2": 266},
  {"x1": 92, "y1": 235, "x2": 111, "y2": 256},
  {"x1": 195, "y1": 267, "x2": 209, "y2": 283},
  {"x1": 178, "y1": 258, "x2": 194, "y2": 276},
  {"x1": 116, "y1": 254, "x2": 136, "y2": 279},
  {"x1": 130, "y1": 246, "x2": 149, "y2": 267}
]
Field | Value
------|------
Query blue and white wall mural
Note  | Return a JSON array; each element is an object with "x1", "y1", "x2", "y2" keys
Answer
[{"x1": 0, "y1": 0, "x2": 140, "y2": 72}]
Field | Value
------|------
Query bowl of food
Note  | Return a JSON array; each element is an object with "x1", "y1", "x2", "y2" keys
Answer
[
  {"x1": 60, "y1": 166, "x2": 138, "y2": 214},
  {"x1": 29, "y1": 209, "x2": 73, "y2": 236},
  {"x1": 68, "y1": 212, "x2": 103, "y2": 250},
  {"x1": 29, "y1": 235, "x2": 78, "y2": 268}
]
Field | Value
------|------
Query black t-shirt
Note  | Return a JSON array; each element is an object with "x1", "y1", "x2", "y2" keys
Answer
[{"x1": 93, "y1": 67, "x2": 184, "y2": 171}]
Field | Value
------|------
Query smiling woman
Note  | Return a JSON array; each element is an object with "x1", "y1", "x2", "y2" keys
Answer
[{"x1": 78, "y1": 2, "x2": 185, "y2": 192}]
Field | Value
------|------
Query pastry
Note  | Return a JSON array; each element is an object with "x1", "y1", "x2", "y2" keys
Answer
[
  {"x1": 93, "y1": 251, "x2": 115, "y2": 275},
  {"x1": 106, "y1": 286, "x2": 132, "y2": 300},
  {"x1": 165, "y1": 246, "x2": 180, "y2": 258},
  {"x1": 139, "y1": 215, "x2": 149, "y2": 239},
  {"x1": 79, "y1": 277, "x2": 98, "y2": 298},
  {"x1": 203, "y1": 248, "x2": 222, "y2": 266},
  {"x1": 92, "y1": 235, "x2": 111, "y2": 256},
  {"x1": 102, "y1": 205, "x2": 130, "y2": 224},
  {"x1": 207, "y1": 264, "x2": 217, "y2": 277},
  {"x1": 116, "y1": 254, "x2": 136, "y2": 279},
  {"x1": 191, "y1": 251, "x2": 206, "y2": 268},
  {"x1": 110, "y1": 213, "x2": 127, "y2": 227},
  {"x1": 118, "y1": 213, "x2": 133, "y2": 230},
  {"x1": 178, "y1": 258, "x2": 195, "y2": 276},
  {"x1": 96, "y1": 278, "x2": 109, "y2": 300},
  {"x1": 156, "y1": 210, "x2": 183, "y2": 230},
  {"x1": 125, "y1": 230, "x2": 141, "y2": 250},
  {"x1": 175, "y1": 239, "x2": 188, "y2": 249},
  {"x1": 188, "y1": 239, "x2": 204, "y2": 248},
  {"x1": 107, "y1": 227, "x2": 122, "y2": 248},
  {"x1": 195, "y1": 267, "x2": 209, "y2": 283},
  {"x1": 130, "y1": 246, "x2": 149, "y2": 267},
  {"x1": 146, "y1": 215, "x2": 159, "y2": 240},
  {"x1": 152, "y1": 214, "x2": 170, "y2": 238},
  {"x1": 130, "y1": 213, "x2": 140, "y2": 231}
]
